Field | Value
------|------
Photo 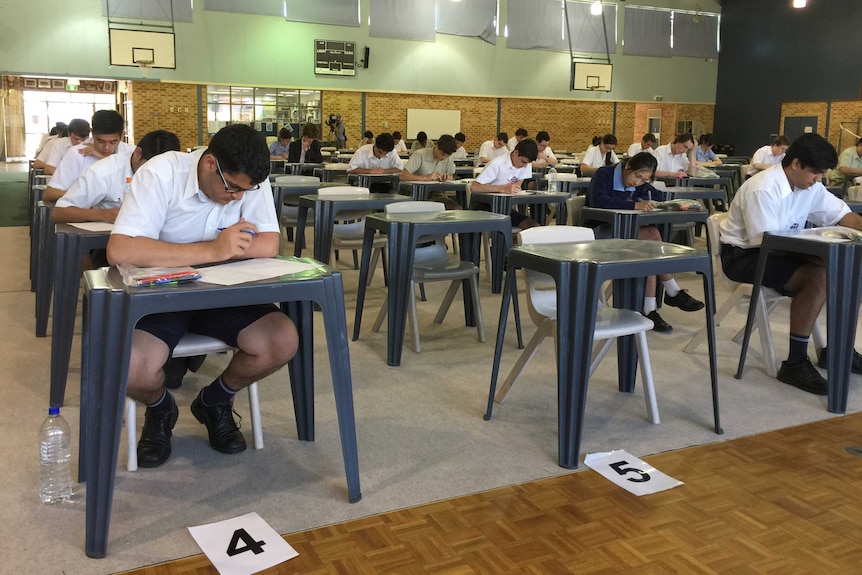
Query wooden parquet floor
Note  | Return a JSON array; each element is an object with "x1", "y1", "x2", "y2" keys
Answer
[{"x1": 119, "y1": 412, "x2": 862, "y2": 575}]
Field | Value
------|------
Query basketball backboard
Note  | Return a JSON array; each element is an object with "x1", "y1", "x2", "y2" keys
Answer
[
  {"x1": 573, "y1": 62, "x2": 612, "y2": 92},
  {"x1": 109, "y1": 29, "x2": 176, "y2": 69}
]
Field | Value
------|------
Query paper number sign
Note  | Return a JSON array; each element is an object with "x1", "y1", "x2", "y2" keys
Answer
[
  {"x1": 585, "y1": 450, "x2": 682, "y2": 496},
  {"x1": 188, "y1": 512, "x2": 298, "y2": 575}
]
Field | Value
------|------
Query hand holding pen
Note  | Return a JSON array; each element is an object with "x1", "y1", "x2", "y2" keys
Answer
[{"x1": 214, "y1": 219, "x2": 259, "y2": 260}]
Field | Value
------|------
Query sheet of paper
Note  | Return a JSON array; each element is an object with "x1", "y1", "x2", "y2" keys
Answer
[
  {"x1": 585, "y1": 449, "x2": 683, "y2": 496},
  {"x1": 68, "y1": 222, "x2": 114, "y2": 232},
  {"x1": 188, "y1": 511, "x2": 298, "y2": 575},
  {"x1": 197, "y1": 258, "x2": 324, "y2": 286}
]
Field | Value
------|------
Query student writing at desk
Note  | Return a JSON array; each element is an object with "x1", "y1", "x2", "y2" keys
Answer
[
  {"x1": 106, "y1": 124, "x2": 299, "y2": 468},
  {"x1": 287, "y1": 123, "x2": 323, "y2": 168},
  {"x1": 401, "y1": 134, "x2": 460, "y2": 210},
  {"x1": 471, "y1": 138, "x2": 540, "y2": 229},
  {"x1": 585, "y1": 152, "x2": 705, "y2": 332}
]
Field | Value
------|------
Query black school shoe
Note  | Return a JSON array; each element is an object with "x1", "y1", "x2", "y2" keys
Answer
[
  {"x1": 138, "y1": 400, "x2": 179, "y2": 468},
  {"x1": 817, "y1": 347, "x2": 862, "y2": 375},
  {"x1": 663, "y1": 289, "x2": 705, "y2": 312},
  {"x1": 777, "y1": 357, "x2": 828, "y2": 396},
  {"x1": 191, "y1": 393, "x2": 247, "y2": 454},
  {"x1": 645, "y1": 310, "x2": 673, "y2": 333}
]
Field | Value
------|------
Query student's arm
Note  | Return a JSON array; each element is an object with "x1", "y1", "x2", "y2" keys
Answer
[
  {"x1": 42, "y1": 186, "x2": 65, "y2": 201},
  {"x1": 579, "y1": 162, "x2": 598, "y2": 175},
  {"x1": 471, "y1": 179, "x2": 522, "y2": 194},
  {"x1": 686, "y1": 147, "x2": 698, "y2": 176},
  {"x1": 838, "y1": 149, "x2": 862, "y2": 178},
  {"x1": 44, "y1": 164, "x2": 57, "y2": 175},
  {"x1": 750, "y1": 148, "x2": 772, "y2": 171},
  {"x1": 52, "y1": 205, "x2": 120, "y2": 223},
  {"x1": 837, "y1": 211, "x2": 862, "y2": 231},
  {"x1": 33, "y1": 159, "x2": 46, "y2": 170}
]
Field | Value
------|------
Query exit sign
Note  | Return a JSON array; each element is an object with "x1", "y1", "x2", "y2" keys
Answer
[{"x1": 65, "y1": 84, "x2": 78, "y2": 91}]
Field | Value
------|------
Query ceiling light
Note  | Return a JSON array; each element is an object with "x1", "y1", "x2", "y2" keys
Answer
[
  {"x1": 792, "y1": 0, "x2": 806, "y2": 7},
  {"x1": 590, "y1": 1, "x2": 603, "y2": 16}
]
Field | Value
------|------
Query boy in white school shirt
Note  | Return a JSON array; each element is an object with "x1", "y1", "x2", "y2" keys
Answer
[
  {"x1": 33, "y1": 118, "x2": 90, "y2": 174},
  {"x1": 472, "y1": 138, "x2": 540, "y2": 229},
  {"x1": 479, "y1": 132, "x2": 509, "y2": 164},
  {"x1": 653, "y1": 133, "x2": 698, "y2": 179},
  {"x1": 747, "y1": 135, "x2": 791, "y2": 177},
  {"x1": 627, "y1": 133, "x2": 657, "y2": 158}
]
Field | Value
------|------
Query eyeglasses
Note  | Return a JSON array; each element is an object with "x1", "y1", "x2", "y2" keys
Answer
[{"x1": 214, "y1": 157, "x2": 260, "y2": 194}]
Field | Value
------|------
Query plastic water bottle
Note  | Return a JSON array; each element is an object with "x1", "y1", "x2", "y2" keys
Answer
[
  {"x1": 39, "y1": 406, "x2": 72, "y2": 504},
  {"x1": 546, "y1": 165, "x2": 558, "y2": 193}
]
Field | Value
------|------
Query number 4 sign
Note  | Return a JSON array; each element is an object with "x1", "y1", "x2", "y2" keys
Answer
[
  {"x1": 188, "y1": 512, "x2": 298, "y2": 575},
  {"x1": 584, "y1": 450, "x2": 683, "y2": 496}
]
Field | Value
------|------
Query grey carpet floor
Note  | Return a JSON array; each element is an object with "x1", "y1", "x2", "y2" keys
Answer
[{"x1": 2, "y1": 225, "x2": 859, "y2": 575}]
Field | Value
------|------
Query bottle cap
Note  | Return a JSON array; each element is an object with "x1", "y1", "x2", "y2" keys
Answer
[{"x1": 48, "y1": 406, "x2": 60, "y2": 416}]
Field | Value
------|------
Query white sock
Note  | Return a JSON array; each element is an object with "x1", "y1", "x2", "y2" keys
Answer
[
  {"x1": 662, "y1": 279, "x2": 681, "y2": 297},
  {"x1": 643, "y1": 297, "x2": 657, "y2": 314}
]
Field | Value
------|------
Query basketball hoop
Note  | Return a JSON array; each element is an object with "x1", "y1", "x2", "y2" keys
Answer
[
  {"x1": 589, "y1": 85, "x2": 606, "y2": 99},
  {"x1": 136, "y1": 60, "x2": 153, "y2": 78}
]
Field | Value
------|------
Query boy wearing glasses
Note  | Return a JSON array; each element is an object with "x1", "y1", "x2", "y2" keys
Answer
[{"x1": 107, "y1": 124, "x2": 298, "y2": 468}]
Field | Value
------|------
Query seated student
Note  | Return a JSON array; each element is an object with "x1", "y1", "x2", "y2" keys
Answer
[
  {"x1": 43, "y1": 110, "x2": 135, "y2": 202},
  {"x1": 361, "y1": 130, "x2": 374, "y2": 146},
  {"x1": 287, "y1": 123, "x2": 323, "y2": 167},
  {"x1": 695, "y1": 133, "x2": 722, "y2": 166},
  {"x1": 508, "y1": 128, "x2": 528, "y2": 151},
  {"x1": 532, "y1": 131, "x2": 558, "y2": 169},
  {"x1": 747, "y1": 135, "x2": 791, "y2": 177},
  {"x1": 580, "y1": 133, "x2": 619, "y2": 175},
  {"x1": 478, "y1": 132, "x2": 509, "y2": 164},
  {"x1": 827, "y1": 137, "x2": 862, "y2": 187},
  {"x1": 627, "y1": 133, "x2": 657, "y2": 158},
  {"x1": 410, "y1": 131, "x2": 432, "y2": 153},
  {"x1": 654, "y1": 133, "x2": 698, "y2": 179},
  {"x1": 33, "y1": 118, "x2": 90, "y2": 174},
  {"x1": 450, "y1": 132, "x2": 468, "y2": 161},
  {"x1": 472, "y1": 138, "x2": 540, "y2": 230},
  {"x1": 585, "y1": 152, "x2": 705, "y2": 332},
  {"x1": 269, "y1": 127, "x2": 292, "y2": 160},
  {"x1": 401, "y1": 134, "x2": 460, "y2": 210},
  {"x1": 106, "y1": 124, "x2": 298, "y2": 468},
  {"x1": 720, "y1": 134, "x2": 862, "y2": 395},
  {"x1": 393, "y1": 131, "x2": 408, "y2": 154},
  {"x1": 34, "y1": 122, "x2": 67, "y2": 158},
  {"x1": 348, "y1": 132, "x2": 404, "y2": 192}
]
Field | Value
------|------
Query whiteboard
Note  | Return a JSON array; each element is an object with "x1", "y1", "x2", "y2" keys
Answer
[{"x1": 406, "y1": 109, "x2": 461, "y2": 140}]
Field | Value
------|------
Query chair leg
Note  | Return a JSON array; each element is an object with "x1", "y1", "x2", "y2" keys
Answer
[
  {"x1": 482, "y1": 232, "x2": 492, "y2": 278},
  {"x1": 372, "y1": 295, "x2": 388, "y2": 333},
  {"x1": 635, "y1": 332, "x2": 660, "y2": 424},
  {"x1": 495, "y1": 321, "x2": 553, "y2": 403},
  {"x1": 469, "y1": 274, "x2": 485, "y2": 343},
  {"x1": 126, "y1": 398, "x2": 137, "y2": 472},
  {"x1": 409, "y1": 281, "x2": 421, "y2": 353},
  {"x1": 589, "y1": 339, "x2": 616, "y2": 377},
  {"x1": 434, "y1": 280, "x2": 462, "y2": 324},
  {"x1": 247, "y1": 382, "x2": 264, "y2": 450},
  {"x1": 352, "y1": 249, "x2": 359, "y2": 270},
  {"x1": 367, "y1": 247, "x2": 381, "y2": 287},
  {"x1": 683, "y1": 289, "x2": 744, "y2": 353},
  {"x1": 419, "y1": 282, "x2": 427, "y2": 301}
]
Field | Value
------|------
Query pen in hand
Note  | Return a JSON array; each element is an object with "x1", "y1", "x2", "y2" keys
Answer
[{"x1": 217, "y1": 227, "x2": 257, "y2": 237}]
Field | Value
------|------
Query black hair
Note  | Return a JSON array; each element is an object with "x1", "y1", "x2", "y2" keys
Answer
[
  {"x1": 454, "y1": 132, "x2": 466, "y2": 143},
  {"x1": 698, "y1": 133, "x2": 715, "y2": 146},
  {"x1": 49, "y1": 122, "x2": 67, "y2": 136},
  {"x1": 393, "y1": 131, "x2": 402, "y2": 140},
  {"x1": 601, "y1": 133, "x2": 617, "y2": 146},
  {"x1": 497, "y1": 132, "x2": 509, "y2": 142},
  {"x1": 515, "y1": 128, "x2": 528, "y2": 138},
  {"x1": 136, "y1": 130, "x2": 181, "y2": 160},
  {"x1": 301, "y1": 123, "x2": 318, "y2": 139},
  {"x1": 535, "y1": 131, "x2": 550, "y2": 143},
  {"x1": 781, "y1": 133, "x2": 838, "y2": 172},
  {"x1": 364, "y1": 130, "x2": 373, "y2": 139},
  {"x1": 514, "y1": 138, "x2": 538, "y2": 162},
  {"x1": 375, "y1": 132, "x2": 395, "y2": 152},
  {"x1": 206, "y1": 124, "x2": 271, "y2": 185},
  {"x1": 773, "y1": 135, "x2": 791, "y2": 147},
  {"x1": 91, "y1": 110, "x2": 124, "y2": 136},
  {"x1": 642, "y1": 132, "x2": 656, "y2": 144},
  {"x1": 591, "y1": 135, "x2": 601, "y2": 146},
  {"x1": 624, "y1": 152, "x2": 658, "y2": 174},
  {"x1": 857, "y1": 137, "x2": 862, "y2": 146},
  {"x1": 416, "y1": 131, "x2": 428, "y2": 144},
  {"x1": 278, "y1": 127, "x2": 292, "y2": 140},
  {"x1": 67, "y1": 118, "x2": 90, "y2": 138},
  {"x1": 673, "y1": 133, "x2": 694, "y2": 144},
  {"x1": 436, "y1": 134, "x2": 457, "y2": 155}
]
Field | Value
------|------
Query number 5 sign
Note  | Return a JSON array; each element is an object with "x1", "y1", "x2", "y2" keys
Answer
[
  {"x1": 585, "y1": 450, "x2": 682, "y2": 496},
  {"x1": 188, "y1": 512, "x2": 298, "y2": 575}
]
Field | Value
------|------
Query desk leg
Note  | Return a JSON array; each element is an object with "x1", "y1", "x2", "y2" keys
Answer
[
  {"x1": 460, "y1": 231, "x2": 481, "y2": 327},
  {"x1": 385, "y1": 225, "x2": 417, "y2": 366},
  {"x1": 612, "y1": 277, "x2": 647, "y2": 393},
  {"x1": 50, "y1": 235, "x2": 82, "y2": 407},
  {"x1": 294, "y1": 206, "x2": 309, "y2": 258},
  {"x1": 825, "y1": 251, "x2": 862, "y2": 413},
  {"x1": 352, "y1": 226, "x2": 377, "y2": 341},
  {"x1": 736, "y1": 246, "x2": 770, "y2": 379},
  {"x1": 701, "y1": 272, "x2": 723, "y2": 434},
  {"x1": 319, "y1": 273, "x2": 362, "y2": 503},
  {"x1": 313, "y1": 202, "x2": 335, "y2": 265},
  {"x1": 486, "y1": 264, "x2": 516, "y2": 420},
  {"x1": 285, "y1": 300, "x2": 315, "y2": 441},
  {"x1": 35, "y1": 215, "x2": 55, "y2": 336},
  {"x1": 83, "y1": 292, "x2": 133, "y2": 559}
]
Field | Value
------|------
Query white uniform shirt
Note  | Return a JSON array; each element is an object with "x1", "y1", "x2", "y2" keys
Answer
[
  {"x1": 582, "y1": 145, "x2": 619, "y2": 168},
  {"x1": 50, "y1": 141, "x2": 136, "y2": 192},
  {"x1": 112, "y1": 149, "x2": 279, "y2": 242},
  {"x1": 394, "y1": 139, "x2": 408, "y2": 154},
  {"x1": 719, "y1": 164, "x2": 850, "y2": 248},
  {"x1": 627, "y1": 143, "x2": 655, "y2": 157},
  {"x1": 479, "y1": 140, "x2": 508, "y2": 163},
  {"x1": 55, "y1": 149, "x2": 134, "y2": 211},
  {"x1": 348, "y1": 144, "x2": 404, "y2": 171},
  {"x1": 654, "y1": 144, "x2": 690, "y2": 173},
  {"x1": 39, "y1": 136, "x2": 75, "y2": 168},
  {"x1": 507, "y1": 136, "x2": 519, "y2": 151},
  {"x1": 450, "y1": 146, "x2": 467, "y2": 161},
  {"x1": 476, "y1": 152, "x2": 532, "y2": 186},
  {"x1": 747, "y1": 145, "x2": 785, "y2": 176}
]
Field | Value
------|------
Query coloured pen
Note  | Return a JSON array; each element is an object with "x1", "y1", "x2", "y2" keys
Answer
[{"x1": 217, "y1": 227, "x2": 257, "y2": 237}]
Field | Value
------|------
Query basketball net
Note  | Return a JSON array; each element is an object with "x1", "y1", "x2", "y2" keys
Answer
[{"x1": 137, "y1": 60, "x2": 153, "y2": 79}]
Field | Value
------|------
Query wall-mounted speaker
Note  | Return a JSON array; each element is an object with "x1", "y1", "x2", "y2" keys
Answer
[{"x1": 363, "y1": 46, "x2": 370, "y2": 69}]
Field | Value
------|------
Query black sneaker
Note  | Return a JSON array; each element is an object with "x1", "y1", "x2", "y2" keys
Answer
[
  {"x1": 190, "y1": 393, "x2": 247, "y2": 454},
  {"x1": 663, "y1": 289, "x2": 705, "y2": 312},
  {"x1": 163, "y1": 357, "x2": 187, "y2": 390},
  {"x1": 138, "y1": 399, "x2": 179, "y2": 468},
  {"x1": 817, "y1": 347, "x2": 862, "y2": 375},
  {"x1": 646, "y1": 310, "x2": 673, "y2": 333},
  {"x1": 777, "y1": 358, "x2": 828, "y2": 395}
]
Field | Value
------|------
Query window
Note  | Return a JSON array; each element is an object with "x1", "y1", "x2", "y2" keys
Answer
[
  {"x1": 23, "y1": 90, "x2": 117, "y2": 158},
  {"x1": 206, "y1": 86, "x2": 321, "y2": 140}
]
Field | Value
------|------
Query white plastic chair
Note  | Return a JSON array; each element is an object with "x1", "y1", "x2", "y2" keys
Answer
[
  {"x1": 125, "y1": 333, "x2": 263, "y2": 472},
  {"x1": 317, "y1": 186, "x2": 387, "y2": 283},
  {"x1": 682, "y1": 212, "x2": 824, "y2": 376},
  {"x1": 274, "y1": 175, "x2": 319, "y2": 255},
  {"x1": 495, "y1": 226, "x2": 660, "y2": 424},
  {"x1": 372, "y1": 201, "x2": 484, "y2": 353}
]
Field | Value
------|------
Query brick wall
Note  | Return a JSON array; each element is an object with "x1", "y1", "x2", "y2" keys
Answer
[
  {"x1": 500, "y1": 98, "x2": 615, "y2": 154},
  {"x1": 615, "y1": 103, "x2": 636, "y2": 150},
  {"x1": 321, "y1": 91, "x2": 362, "y2": 148},
  {"x1": 633, "y1": 102, "x2": 714, "y2": 146},
  {"x1": 128, "y1": 81, "x2": 199, "y2": 151},
  {"x1": 827, "y1": 100, "x2": 862, "y2": 151}
]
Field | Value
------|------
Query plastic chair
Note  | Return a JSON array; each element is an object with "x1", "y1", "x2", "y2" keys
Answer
[
  {"x1": 317, "y1": 186, "x2": 387, "y2": 283},
  {"x1": 682, "y1": 212, "x2": 824, "y2": 376},
  {"x1": 494, "y1": 226, "x2": 659, "y2": 424},
  {"x1": 125, "y1": 333, "x2": 264, "y2": 472},
  {"x1": 372, "y1": 201, "x2": 484, "y2": 353},
  {"x1": 274, "y1": 175, "x2": 319, "y2": 255},
  {"x1": 566, "y1": 195, "x2": 585, "y2": 226}
]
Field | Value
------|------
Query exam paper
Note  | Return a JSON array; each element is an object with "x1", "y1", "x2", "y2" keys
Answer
[
  {"x1": 68, "y1": 222, "x2": 114, "y2": 232},
  {"x1": 197, "y1": 258, "x2": 324, "y2": 286}
]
